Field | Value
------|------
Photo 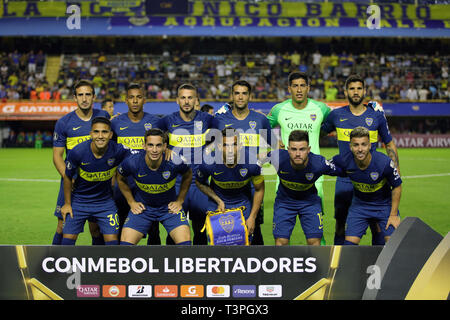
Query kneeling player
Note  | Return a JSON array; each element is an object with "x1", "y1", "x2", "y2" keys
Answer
[
  {"x1": 195, "y1": 128, "x2": 265, "y2": 241},
  {"x1": 117, "y1": 129, "x2": 192, "y2": 245},
  {"x1": 332, "y1": 127, "x2": 402, "y2": 245},
  {"x1": 61, "y1": 117, "x2": 130, "y2": 245},
  {"x1": 269, "y1": 130, "x2": 341, "y2": 246}
]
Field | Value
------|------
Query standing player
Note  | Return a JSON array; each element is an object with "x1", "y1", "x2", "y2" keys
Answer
[
  {"x1": 331, "y1": 127, "x2": 402, "y2": 245},
  {"x1": 117, "y1": 129, "x2": 192, "y2": 245},
  {"x1": 158, "y1": 83, "x2": 218, "y2": 245},
  {"x1": 111, "y1": 83, "x2": 162, "y2": 244},
  {"x1": 60, "y1": 117, "x2": 130, "y2": 245},
  {"x1": 321, "y1": 74, "x2": 400, "y2": 245},
  {"x1": 267, "y1": 71, "x2": 331, "y2": 244},
  {"x1": 101, "y1": 98, "x2": 118, "y2": 119},
  {"x1": 214, "y1": 80, "x2": 273, "y2": 245},
  {"x1": 52, "y1": 80, "x2": 110, "y2": 245},
  {"x1": 195, "y1": 128, "x2": 265, "y2": 240},
  {"x1": 269, "y1": 130, "x2": 342, "y2": 246}
]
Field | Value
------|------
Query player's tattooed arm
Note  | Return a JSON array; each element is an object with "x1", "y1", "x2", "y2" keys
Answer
[{"x1": 385, "y1": 141, "x2": 400, "y2": 174}]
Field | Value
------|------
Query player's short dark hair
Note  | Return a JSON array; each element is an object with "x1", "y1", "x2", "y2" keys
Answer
[
  {"x1": 345, "y1": 74, "x2": 365, "y2": 90},
  {"x1": 200, "y1": 104, "x2": 214, "y2": 112},
  {"x1": 73, "y1": 79, "x2": 95, "y2": 96},
  {"x1": 350, "y1": 126, "x2": 370, "y2": 140},
  {"x1": 101, "y1": 98, "x2": 114, "y2": 108},
  {"x1": 177, "y1": 83, "x2": 198, "y2": 96},
  {"x1": 231, "y1": 80, "x2": 252, "y2": 94},
  {"x1": 126, "y1": 82, "x2": 144, "y2": 94},
  {"x1": 145, "y1": 128, "x2": 167, "y2": 144},
  {"x1": 91, "y1": 116, "x2": 111, "y2": 129},
  {"x1": 288, "y1": 130, "x2": 309, "y2": 144},
  {"x1": 288, "y1": 72, "x2": 310, "y2": 86}
]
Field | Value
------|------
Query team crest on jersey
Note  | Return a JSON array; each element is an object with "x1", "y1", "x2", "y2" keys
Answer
[
  {"x1": 310, "y1": 114, "x2": 317, "y2": 121},
  {"x1": 219, "y1": 215, "x2": 235, "y2": 233},
  {"x1": 249, "y1": 121, "x2": 257, "y2": 129},
  {"x1": 107, "y1": 158, "x2": 115, "y2": 166},
  {"x1": 239, "y1": 168, "x2": 248, "y2": 177},
  {"x1": 195, "y1": 121, "x2": 203, "y2": 131},
  {"x1": 162, "y1": 171, "x2": 171, "y2": 180},
  {"x1": 305, "y1": 173, "x2": 314, "y2": 181},
  {"x1": 370, "y1": 172, "x2": 379, "y2": 181},
  {"x1": 365, "y1": 118, "x2": 374, "y2": 126},
  {"x1": 144, "y1": 123, "x2": 152, "y2": 131}
]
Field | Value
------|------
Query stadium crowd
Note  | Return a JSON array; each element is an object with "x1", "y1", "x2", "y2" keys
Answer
[{"x1": 0, "y1": 37, "x2": 449, "y2": 103}]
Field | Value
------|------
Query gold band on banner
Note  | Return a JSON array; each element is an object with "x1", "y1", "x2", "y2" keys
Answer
[{"x1": 15, "y1": 245, "x2": 63, "y2": 300}]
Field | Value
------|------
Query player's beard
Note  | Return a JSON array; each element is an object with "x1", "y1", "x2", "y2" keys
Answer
[{"x1": 348, "y1": 95, "x2": 364, "y2": 107}]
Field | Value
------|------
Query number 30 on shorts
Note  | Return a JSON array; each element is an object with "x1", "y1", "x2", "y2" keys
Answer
[{"x1": 107, "y1": 213, "x2": 120, "y2": 230}]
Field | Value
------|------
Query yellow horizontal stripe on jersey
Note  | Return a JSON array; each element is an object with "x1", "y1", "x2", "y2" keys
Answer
[
  {"x1": 66, "y1": 135, "x2": 91, "y2": 150},
  {"x1": 352, "y1": 178, "x2": 386, "y2": 193},
  {"x1": 252, "y1": 175, "x2": 264, "y2": 185},
  {"x1": 212, "y1": 177, "x2": 251, "y2": 189},
  {"x1": 79, "y1": 167, "x2": 116, "y2": 182},
  {"x1": 169, "y1": 133, "x2": 207, "y2": 148},
  {"x1": 280, "y1": 178, "x2": 314, "y2": 191},
  {"x1": 117, "y1": 136, "x2": 144, "y2": 150},
  {"x1": 135, "y1": 178, "x2": 176, "y2": 194},
  {"x1": 336, "y1": 128, "x2": 378, "y2": 143},
  {"x1": 239, "y1": 133, "x2": 260, "y2": 147}
]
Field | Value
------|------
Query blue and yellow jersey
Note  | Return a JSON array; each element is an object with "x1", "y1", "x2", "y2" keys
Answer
[
  {"x1": 195, "y1": 161, "x2": 264, "y2": 204},
  {"x1": 117, "y1": 152, "x2": 190, "y2": 207},
  {"x1": 158, "y1": 110, "x2": 218, "y2": 178},
  {"x1": 111, "y1": 112, "x2": 161, "y2": 151},
  {"x1": 65, "y1": 140, "x2": 130, "y2": 205},
  {"x1": 53, "y1": 109, "x2": 110, "y2": 152},
  {"x1": 270, "y1": 149, "x2": 342, "y2": 202},
  {"x1": 332, "y1": 151, "x2": 402, "y2": 207},
  {"x1": 215, "y1": 109, "x2": 272, "y2": 156},
  {"x1": 321, "y1": 105, "x2": 393, "y2": 156}
]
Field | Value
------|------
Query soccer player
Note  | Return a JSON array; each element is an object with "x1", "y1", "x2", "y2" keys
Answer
[
  {"x1": 200, "y1": 104, "x2": 214, "y2": 115},
  {"x1": 60, "y1": 117, "x2": 130, "y2": 245},
  {"x1": 269, "y1": 130, "x2": 341, "y2": 246},
  {"x1": 267, "y1": 71, "x2": 331, "y2": 244},
  {"x1": 101, "y1": 98, "x2": 117, "y2": 119},
  {"x1": 321, "y1": 74, "x2": 400, "y2": 245},
  {"x1": 117, "y1": 129, "x2": 192, "y2": 245},
  {"x1": 214, "y1": 80, "x2": 273, "y2": 245},
  {"x1": 52, "y1": 79, "x2": 110, "y2": 245},
  {"x1": 331, "y1": 127, "x2": 402, "y2": 245},
  {"x1": 158, "y1": 83, "x2": 218, "y2": 245},
  {"x1": 111, "y1": 83, "x2": 162, "y2": 244},
  {"x1": 195, "y1": 128, "x2": 265, "y2": 240}
]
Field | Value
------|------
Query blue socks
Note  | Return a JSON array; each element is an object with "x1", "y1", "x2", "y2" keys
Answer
[
  {"x1": 177, "y1": 241, "x2": 192, "y2": 245},
  {"x1": 52, "y1": 232, "x2": 63, "y2": 245},
  {"x1": 92, "y1": 236, "x2": 105, "y2": 245},
  {"x1": 105, "y1": 240, "x2": 119, "y2": 245},
  {"x1": 61, "y1": 238, "x2": 76, "y2": 245},
  {"x1": 334, "y1": 234, "x2": 345, "y2": 245},
  {"x1": 371, "y1": 232, "x2": 386, "y2": 246},
  {"x1": 344, "y1": 240, "x2": 358, "y2": 245},
  {"x1": 120, "y1": 241, "x2": 134, "y2": 245}
]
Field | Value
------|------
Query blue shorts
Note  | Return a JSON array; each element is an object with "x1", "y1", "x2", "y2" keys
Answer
[
  {"x1": 63, "y1": 202, "x2": 119, "y2": 235},
  {"x1": 345, "y1": 205, "x2": 399, "y2": 239},
  {"x1": 123, "y1": 204, "x2": 189, "y2": 235},
  {"x1": 179, "y1": 181, "x2": 209, "y2": 221},
  {"x1": 334, "y1": 177, "x2": 353, "y2": 221},
  {"x1": 273, "y1": 197, "x2": 324, "y2": 240}
]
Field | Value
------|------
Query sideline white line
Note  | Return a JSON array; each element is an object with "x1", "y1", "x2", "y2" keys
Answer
[{"x1": 1, "y1": 173, "x2": 450, "y2": 183}]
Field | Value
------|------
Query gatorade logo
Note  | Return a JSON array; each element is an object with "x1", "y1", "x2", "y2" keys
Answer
[{"x1": 180, "y1": 285, "x2": 204, "y2": 298}]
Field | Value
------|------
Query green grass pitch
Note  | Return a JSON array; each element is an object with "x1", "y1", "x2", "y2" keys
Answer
[{"x1": 0, "y1": 147, "x2": 448, "y2": 245}]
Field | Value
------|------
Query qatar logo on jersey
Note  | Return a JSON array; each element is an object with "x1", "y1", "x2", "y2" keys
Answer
[
  {"x1": 370, "y1": 172, "x2": 379, "y2": 181},
  {"x1": 239, "y1": 168, "x2": 248, "y2": 177},
  {"x1": 162, "y1": 171, "x2": 171, "y2": 180},
  {"x1": 144, "y1": 123, "x2": 152, "y2": 131},
  {"x1": 310, "y1": 114, "x2": 317, "y2": 121},
  {"x1": 249, "y1": 121, "x2": 257, "y2": 129},
  {"x1": 365, "y1": 118, "x2": 374, "y2": 126}
]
